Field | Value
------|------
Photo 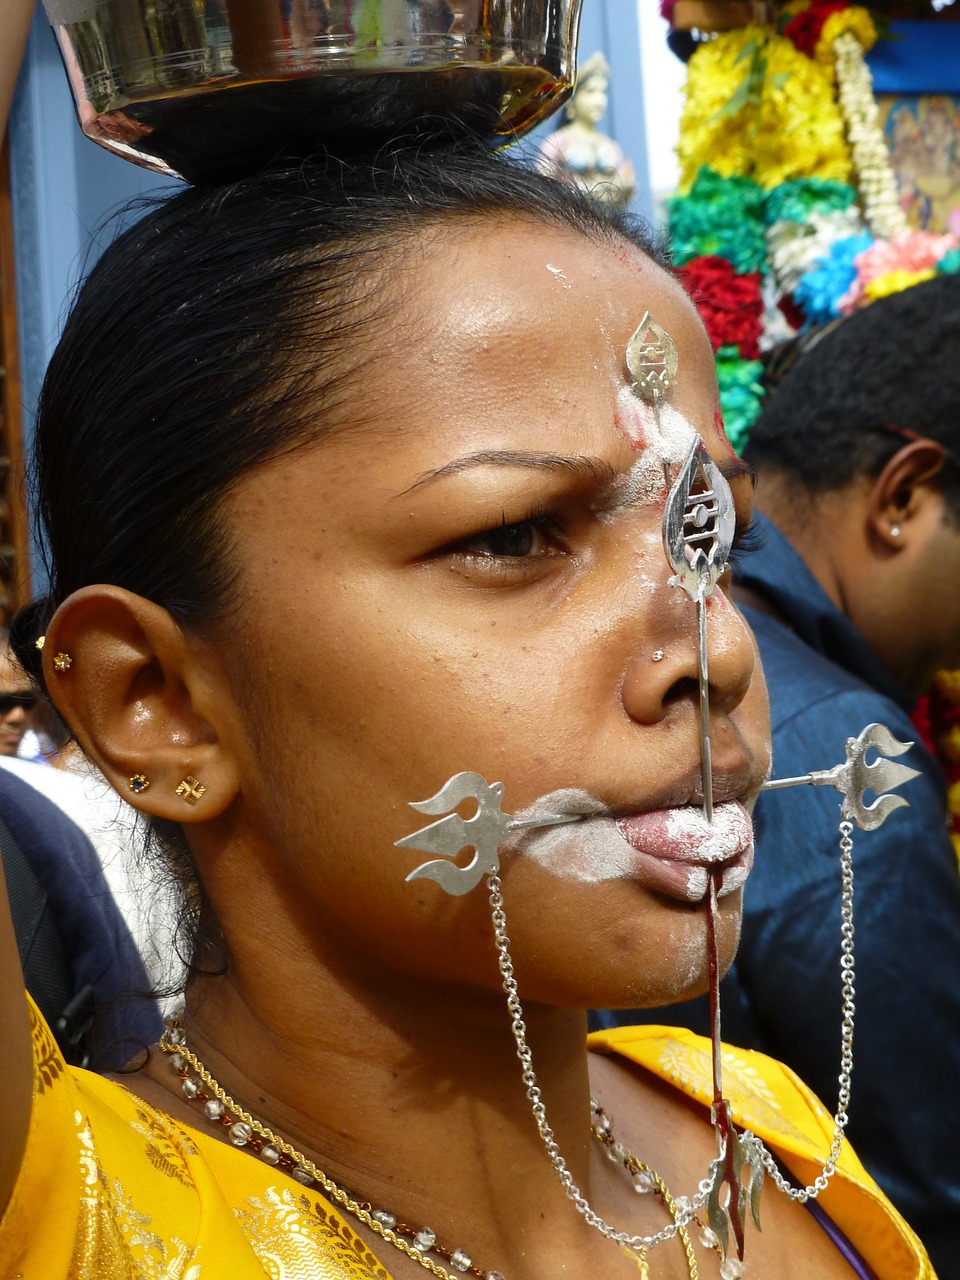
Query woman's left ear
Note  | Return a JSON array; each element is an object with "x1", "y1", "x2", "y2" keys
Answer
[{"x1": 41, "y1": 584, "x2": 240, "y2": 822}]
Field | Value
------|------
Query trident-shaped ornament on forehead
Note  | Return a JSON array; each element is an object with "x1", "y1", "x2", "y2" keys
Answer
[{"x1": 626, "y1": 311, "x2": 679, "y2": 425}]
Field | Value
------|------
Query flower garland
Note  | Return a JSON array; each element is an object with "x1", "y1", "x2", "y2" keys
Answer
[{"x1": 666, "y1": 1, "x2": 960, "y2": 858}]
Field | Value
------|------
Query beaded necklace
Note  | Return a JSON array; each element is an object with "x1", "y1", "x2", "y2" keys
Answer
[{"x1": 160, "y1": 1023, "x2": 729, "y2": 1280}]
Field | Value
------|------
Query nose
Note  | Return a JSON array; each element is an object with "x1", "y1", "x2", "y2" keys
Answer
[
  {"x1": 2, "y1": 704, "x2": 25, "y2": 727},
  {"x1": 619, "y1": 581, "x2": 758, "y2": 727}
]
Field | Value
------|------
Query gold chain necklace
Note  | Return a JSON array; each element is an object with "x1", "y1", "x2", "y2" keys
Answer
[{"x1": 159, "y1": 1022, "x2": 729, "y2": 1280}]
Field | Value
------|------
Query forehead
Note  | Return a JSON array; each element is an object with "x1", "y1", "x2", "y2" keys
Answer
[{"x1": 397, "y1": 219, "x2": 719, "y2": 448}]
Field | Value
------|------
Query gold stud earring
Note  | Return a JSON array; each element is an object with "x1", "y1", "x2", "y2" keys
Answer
[
  {"x1": 128, "y1": 773, "x2": 150, "y2": 795},
  {"x1": 176, "y1": 775, "x2": 206, "y2": 805},
  {"x1": 53, "y1": 651, "x2": 73, "y2": 672},
  {"x1": 35, "y1": 635, "x2": 45, "y2": 651}
]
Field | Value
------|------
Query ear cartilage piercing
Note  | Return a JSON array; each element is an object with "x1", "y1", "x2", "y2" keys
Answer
[
  {"x1": 53, "y1": 651, "x2": 73, "y2": 672},
  {"x1": 176, "y1": 775, "x2": 206, "y2": 805},
  {"x1": 128, "y1": 773, "x2": 150, "y2": 795}
]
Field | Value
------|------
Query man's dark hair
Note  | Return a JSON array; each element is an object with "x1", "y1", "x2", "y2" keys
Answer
[{"x1": 744, "y1": 271, "x2": 960, "y2": 515}]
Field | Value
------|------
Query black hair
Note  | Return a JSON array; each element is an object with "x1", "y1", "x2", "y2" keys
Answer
[
  {"x1": 745, "y1": 271, "x2": 960, "y2": 516},
  {"x1": 9, "y1": 139, "x2": 665, "y2": 986}
]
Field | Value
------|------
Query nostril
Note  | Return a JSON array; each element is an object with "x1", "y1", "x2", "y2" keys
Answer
[{"x1": 664, "y1": 674, "x2": 699, "y2": 705}]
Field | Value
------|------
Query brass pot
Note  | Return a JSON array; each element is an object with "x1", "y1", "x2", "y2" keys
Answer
[{"x1": 43, "y1": 0, "x2": 583, "y2": 182}]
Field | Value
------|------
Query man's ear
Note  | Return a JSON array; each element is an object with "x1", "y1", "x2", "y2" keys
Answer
[
  {"x1": 867, "y1": 439, "x2": 947, "y2": 552},
  {"x1": 40, "y1": 585, "x2": 239, "y2": 821}
]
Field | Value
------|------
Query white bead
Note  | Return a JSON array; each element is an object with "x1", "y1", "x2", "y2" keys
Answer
[
  {"x1": 167, "y1": 1052, "x2": 183, "y2": 1071},
  {"x1": 182, "y1": 1077, "x2": 199, "y2": 1099},
  {"x1": 699, "y1": 1227, "x2": 720, "y2": 1248},
  {"x1": 611, "y1": 1140, "x2": 629, "y2": 1161},
  {"x1": 720, "y1": 1260, "x2": 743, "y2": 1280},
  {"x1": 413, "y1": 1228, "x2": 436, "y2": 1251},
  {"x1": 291, "y1": 1165, "x2": 313, "y2": 1184},
  {"x1": 450, "y1": 1249, "x2": 472, "y2": 1272},
  {"x1": 486, "y1": 1273, "x2": 506, "y2": 1280},
  {"x1": 673, "y1": 1195, "x2": 691, "y2": 1214},
  {"x1": 203, "y1": 1099, "x2": 224, "y2": 1121},
  {"x1": 633, "y1": 1169, "x2": 656, "y2": 1193},
  {"x1": 371, "y1": 1210, "x2": 397, "y2": 1231},
  {"x1": 228, "y1": 1121, "x2": 252, "y2": 1146},
  {"x1": 259, "y1": 1144, "x2": 281, "y2": 1165}
]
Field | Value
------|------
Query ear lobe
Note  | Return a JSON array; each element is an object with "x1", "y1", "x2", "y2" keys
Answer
[
  {"x1": 41, "y1": 585, "x2": 239, "y2": 821},
  {"x1": 868, "y1": 439, "x2": 947, "y2": 553}
]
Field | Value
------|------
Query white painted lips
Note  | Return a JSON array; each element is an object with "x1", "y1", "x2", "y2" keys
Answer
[{"x1": 507, "y1": 792, "x2": 754, "y2": 903}]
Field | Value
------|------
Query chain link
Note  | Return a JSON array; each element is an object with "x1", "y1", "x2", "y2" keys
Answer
[
  {"x1": 758, "y1": 819, "x2": 856, "y2": 1202},
  {"x1": 487, "y1": 874, "x2": 722, "y2": 1253}
]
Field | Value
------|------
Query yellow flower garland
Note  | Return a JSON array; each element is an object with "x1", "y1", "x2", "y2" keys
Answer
[{"x1": 677, "y1": 26, "x2": 852, "y2": 192}]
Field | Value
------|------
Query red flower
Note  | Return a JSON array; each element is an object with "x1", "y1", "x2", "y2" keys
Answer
[
  {"x1": 677, "y1": 255, "x2": 764, "y2": 360},
  {"x1": 783, "y1": 1, "x2": 849, "y2": 57}
]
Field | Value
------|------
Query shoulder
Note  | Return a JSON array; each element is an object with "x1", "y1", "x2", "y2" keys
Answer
[
  {"x1": 1, "y1": 997, "x2": 392, "y2": 1280},
  {"x1": 588, "y1": 1025, "x2": 934, "y2": 1280}
]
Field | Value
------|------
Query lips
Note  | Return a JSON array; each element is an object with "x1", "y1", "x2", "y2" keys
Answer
[
  {"x1": 507, "y1": 790, "x2": 755, "y2": 904},
  {"x1": 617, "y1": 801, "x2": 754, "y2": 902}
]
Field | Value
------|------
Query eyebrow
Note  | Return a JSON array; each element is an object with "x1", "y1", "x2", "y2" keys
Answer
[{"x1": 401, "y1": 451, "x2": 619, "y2": 495}]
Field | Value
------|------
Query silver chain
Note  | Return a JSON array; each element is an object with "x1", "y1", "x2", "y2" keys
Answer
[
  {"x1": 757, "y1": 818, "x2": 856, "y2": 1201},
  {"x1": 486, "y1": 874, "x2": 721, "y2": 1252},
  {"x1": 488, "y1": 814, "x2": 856, "y2": 1235}
]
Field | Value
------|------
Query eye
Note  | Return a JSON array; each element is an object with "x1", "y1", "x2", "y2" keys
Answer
[
  {"x1": 441, "y1": 510, "x2": 570, "y2": 584},
  {"x1": 458, "y1": 513, "x2": 563, "y2": 560}
]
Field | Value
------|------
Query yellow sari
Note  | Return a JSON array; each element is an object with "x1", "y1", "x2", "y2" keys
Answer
[{"x1": 0, "y1": 1000, "x2": 933, "y2": 1279}]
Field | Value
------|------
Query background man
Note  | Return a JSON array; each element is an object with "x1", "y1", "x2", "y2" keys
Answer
[{"x1": 0, "y1": 630, "x2": 35, "y2": 757}]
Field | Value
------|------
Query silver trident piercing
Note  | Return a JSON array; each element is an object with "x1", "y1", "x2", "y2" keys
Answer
[
  {"x1": 395, "y1": 772, "x2": 581, "y2": 896},
  {"x1": 662, "y1": 434, "x2": 763, "y2": 1260},
  {"x1": 759, "y1": 722, "x2": 920, "y2": 830},
  {"x1": 626, "y1": 311, "x2": 679, "y2": 430}
]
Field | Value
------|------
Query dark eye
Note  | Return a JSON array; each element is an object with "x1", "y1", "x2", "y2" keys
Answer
[
  {"x1": 473, "y1": 522, "x2": 538, "y2": 557},
  {"x1": 457, "y1": 513, "x2": 565, "y2": 561}
]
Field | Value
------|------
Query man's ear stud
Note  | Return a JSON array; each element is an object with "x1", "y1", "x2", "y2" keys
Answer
[
  {"x1": 53, "y1": 651, "x2": 73, "y2": 672},
  {"x1": 890, "y1": 524, "x2": 901, "y2": 538},
  {"x1": 176, "y1": 775, "x2": 206, "y2": 805},
  {"x1": 128, "y1": 773, "x2": 151, "y2": 794}
]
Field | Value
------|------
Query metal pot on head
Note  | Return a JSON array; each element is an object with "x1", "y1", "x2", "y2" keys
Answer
[{"x1": 43, "y1": 0, "x2": 583, "y2": 183}]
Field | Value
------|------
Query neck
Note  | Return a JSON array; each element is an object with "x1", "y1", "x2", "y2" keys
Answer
[{"x1": 182, "y1": 956, "x2": 610, "y2": 1238}]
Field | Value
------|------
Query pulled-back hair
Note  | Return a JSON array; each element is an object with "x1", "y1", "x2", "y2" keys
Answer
[
  {"x1": 744, "y1": 271, "x2": 960, "y2": 517},
  {"x1": 10, "y1": 140, "x2": 663, "y2": 987}
]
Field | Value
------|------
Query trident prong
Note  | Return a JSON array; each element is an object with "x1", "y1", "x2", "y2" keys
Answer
[
  {"x1": 759, "y1": 723, "x2": 920, "y2": 831},
  {"x1": 395, "y1": 772, "x2": 583, "y2": 896}
]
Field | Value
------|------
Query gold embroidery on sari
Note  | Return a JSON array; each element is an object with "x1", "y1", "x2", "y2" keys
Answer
[
  {"x1": 70, "y1": 1111, "x2": 201, "y2": 1280},
  {"x1": 234, "y1": 1186, "x2": 390, "y2": 1279},
  {"x1": 30, "y1": 1000, "x2": 64, "y2": 1095}
]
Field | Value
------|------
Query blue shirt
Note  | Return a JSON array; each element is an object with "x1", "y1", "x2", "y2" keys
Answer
[{"x1": 594, "y1": 514, "x2": 960, "y2": 1275}]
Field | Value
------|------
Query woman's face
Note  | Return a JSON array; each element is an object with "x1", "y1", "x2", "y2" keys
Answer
[{"x1": 209, "y1": 219, "x2": 770, "y2": 1012}]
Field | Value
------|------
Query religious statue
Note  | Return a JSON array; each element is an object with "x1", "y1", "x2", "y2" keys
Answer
[{"x1": 537, "y1": 52, "x2": 636, "y2": 208}]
